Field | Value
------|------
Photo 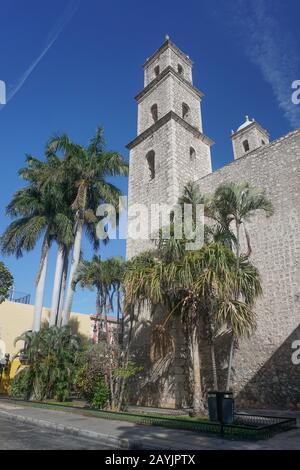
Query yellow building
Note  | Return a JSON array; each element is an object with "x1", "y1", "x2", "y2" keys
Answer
[
  {"x1": 0, "y1": 300, "x2": 92, "y2": 359},
  {"x1": 0, "y1": 300, "x2": 121, "y2": 394}
]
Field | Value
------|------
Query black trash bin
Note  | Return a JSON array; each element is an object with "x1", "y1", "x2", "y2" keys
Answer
[{"x1": 208, "y1": 391, "x2": 235, "y2": 425}]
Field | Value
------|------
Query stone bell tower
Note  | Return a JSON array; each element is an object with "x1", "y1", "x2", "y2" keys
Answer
[
  {"x1": 231, "y1": 115, "x2": 270, "y2": 160},
  {"x1": 126, "y1": 37, "x2": 214, "y2": 258}
]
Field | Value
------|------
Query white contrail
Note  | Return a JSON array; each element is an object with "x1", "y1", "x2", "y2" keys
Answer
[
  {"x1": 203, "y1": 0, "x2": 300, "y2": 128},
  {"x1": 231, "y1": 0, "x2": 300, "y2": 128},
  {"x1": 5, "y1": 0, "x2": 80, "y2": 104}
]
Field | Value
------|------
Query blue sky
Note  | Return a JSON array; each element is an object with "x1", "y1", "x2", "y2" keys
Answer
[{"x1": 0, "y1": 0, "x2": 299, "y2": 315}]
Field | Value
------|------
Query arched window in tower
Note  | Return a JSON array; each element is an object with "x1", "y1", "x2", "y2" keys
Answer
[
  {"x1": 178, "y1": 64, "x2": 184, "y2": 75},
  {"x1": 190, "y1": 147, "x2": 196, "y2": 161},
  {"x1": 182, "y1": 103, "x2": 190, "y2": 121},
  {"x1": 154, "y1": 65, "x2": 160, "y2": 77},
  {"x1": 261, "y1": 139, "x2": 266, "y2": 145},
  {"x1": 151, "y1": 104, "x2": 158, "y2": 123},
  {"x1": 146, "y1": 150, "x2": 155, "y2": 180},
  {"x1": 243, "y1": 139, "x2": 250, "y2": 152}
]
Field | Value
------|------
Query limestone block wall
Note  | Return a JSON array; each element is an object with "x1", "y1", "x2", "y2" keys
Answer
[
  {"x1": 127, "y1": 307, "x2": 192, "y2": 409},
  {"x1": 137, "y1": 76, "x2": 172, "y2": 134},
  {"x1": 127, "y1": 120, "x2": 175, "y2": 259},
  {"x1": 127, "y1": 116, "x2": 212, "y2": 259},
  {"x1": 196, "y1": 128, "x2": 300, "y2": 407},
  {"x1": 172, "y1": 120, "x2": 211, "y2": 200},
  {"x1": 137, "y1": 73, "x2": 202, "y2": 134},
  {"x1": 170, "y1": 77, "x2": 202, "y2": 132}
]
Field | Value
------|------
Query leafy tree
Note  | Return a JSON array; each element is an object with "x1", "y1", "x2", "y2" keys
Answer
[
  {"x1": 75, "y1": 343, "x2": 140, "y2": 411},
  {"x1": 0, "y1": 261, "x2": 13, "y2": 303}
]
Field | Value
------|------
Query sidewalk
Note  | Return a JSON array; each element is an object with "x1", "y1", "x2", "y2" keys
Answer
[{"x1": 0, "y1": 399, "x2": 299, "y2": 450}]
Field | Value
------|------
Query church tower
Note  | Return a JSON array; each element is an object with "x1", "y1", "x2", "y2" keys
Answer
[
  {"x1": 231, "y1": 115, "x2": 270, "y2": 160},
  {"x1": 126, "y1": 37, "x2": 214, "y2": 258}
]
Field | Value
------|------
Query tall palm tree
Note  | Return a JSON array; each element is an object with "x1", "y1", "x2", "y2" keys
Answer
[
  {"x1": 46, "y1": 127, "x2": 128, "y2": 326},
  {"x1": 49, "y1": 244, "x2": 70, "y2": 327},
  {"x1": 211, "y1": 182, "x2": 273, "y2": 389},
  {"x1": 1, "y1": 185, "x2": 73, "y2": 332},
  {"x1": 192, "y1": 243, "x2": 261, "y2": 390},
  {"x1": 123, "y1": 246, "x2": 208, "y2": 414},
  {"x1": 15, "y1": 154, "x2": 75, "y2": 329},
  {"x1": 56, "y1": 249, "x2": 69, "y2": 326},
  {"x1": 74, "y1": 255, "x2": 125, "y2": 339},
  {"x1": 74, "y1": 255, "x2": 125, "y2": 409},
  {"x1": 124, "y1": 201, "x2": 264, "y2": 411}
]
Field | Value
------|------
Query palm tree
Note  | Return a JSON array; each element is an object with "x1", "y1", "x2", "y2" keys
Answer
[
  {"x1": 123, "y1": 246, "x2": 208, "y2": 414},
  {"x1": 211, "y1": 182, "x2": 273, "y2": 389},
  {"x1": 49, "y1": 244, "x2": 70, "y2": 327},
  {"x1": 46, "y1": 128, "x2": 128, "y2": 326},
  {"x1": 191, "y1": 243, "x2": 261, "y2": 390},
  {"x1": 18, "y1": 154, "x2": 72, "y2": 328},
  {"x1": 74, "y1": 255, "x2": 125, "y2": 409},
  {"x1": 14, "y1": 326, "x2": 81, "y2": 400},
  {"x1": 124, "y1": 182, "x2": 265, "y2": 410},
  {"x1": 1, "y1": 185, "x2": 73, "y2": 332},
  {"x1": 73, "y1": 257, "x2": 124, "y2": 337},
  {"x1": 56, "y1": 249, "x2": 69, "y2": 326}
]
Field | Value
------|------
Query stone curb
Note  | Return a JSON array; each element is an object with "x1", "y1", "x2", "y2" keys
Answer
[{"x1": 0, "y1": 409, "x2": 160, "y2": 450}]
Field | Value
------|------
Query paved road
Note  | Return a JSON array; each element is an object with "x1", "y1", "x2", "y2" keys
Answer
[
  {"x1": 1, "y1": 399, "x2": 300, "y2": 450},
  {"x1": 0, "y1": 415, "x2": 112, "y2": 450}
]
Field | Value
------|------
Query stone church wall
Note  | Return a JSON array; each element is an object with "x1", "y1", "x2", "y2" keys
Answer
[{"x1": 196, "y1": 128, "x2": 300, "y2": 408}]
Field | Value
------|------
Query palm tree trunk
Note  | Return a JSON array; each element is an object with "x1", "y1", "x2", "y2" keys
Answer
[
  {"x1": 57, "y1": 250, "x2": 68, "y2": 327},
  {"x1": 211, "y1": 342, "x2": 218, "y2": 391},
  {"x1": 117, "y1": 288, "x2": 120, "y2": 325},
  {"x1": 49, "y1": 244, "x2": 65, "y2": 327},
  {"x1": 235, "y1": 222, "x2": 240, "y2": 261},
  {"x1": 32, "y1": 236, "x2": 49, "y2": 332},
  {"x1": 243, "y1": 223, "x2": 252, "y2": 258},
  {"x1": 191, "y1": 324, "x2": 204, "y2": 414},
  {"x1": 104, "y1": 297, "x2": 115, "y2": 409},
  {"x1": 96, "y1": 293, "x2": 101, "y2": 315},
  {"x1": 117, "y1": 309, "x2": 134, "y2": 411},
  {"x1": 226, "y1": 221, "x2": 240, "y2": 389},
  {"x1": 61, "y1": 219, "x2": 84, "y2": 326},
  {"x1": 95, "y1": 293, "x2": 102, "y2": 342},
  {"x1": 226, "y1": 335, "x2": 235, "y2": 391}
]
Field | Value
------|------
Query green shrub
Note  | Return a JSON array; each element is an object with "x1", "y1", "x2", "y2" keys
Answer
[
  {"x1": 0, "y1": 261, "x2": 13, "y2": 304},
  {"x1": 13, "y1": 326, "x2": 82, "y2": 401},
  {"x1": 9, "y1": 368, "x2": 32, "y2": 400},
  {"x1": 74, "y1": 364, "x2": 96, "y2": 402},
  {"x1": 90, "y1": 377, "x2": 110, "y2": 410},
  {"x1": 52, "y1": 378, "x2": 71, "y2": 402}
]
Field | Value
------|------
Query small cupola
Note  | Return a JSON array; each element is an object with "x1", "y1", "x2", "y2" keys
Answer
[{"x1": 231, "y1": 115, "x2": 270, "y2": 160}]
